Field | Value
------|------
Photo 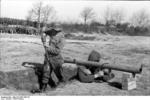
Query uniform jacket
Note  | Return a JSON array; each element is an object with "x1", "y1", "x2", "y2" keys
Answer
[{"x1": 42, "y1": 31, "x2": 65, "y2": 64}]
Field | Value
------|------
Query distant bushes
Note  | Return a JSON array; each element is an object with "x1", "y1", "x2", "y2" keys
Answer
[
  {"x1": 61, "y1": 22, "x2": 150, "y2": 36},
  {"x1": 0, "y1": 17, "x2": 150, "y2": 36},
  {"x1": 61, "y1": 22, "x2": 103, "y2": 34},
  {"x1": 126, "y1": 26, "x2": 149, "y2": 36},
  {"x1": 0, "y1": 17, "x2": 39, "y2": 35},
  {"x1": 106, "y1": 23, "x2": 150, "y2": 36},
  {"x1": 0, "y1": 25, "x2": 38, "y2": 35},
  {"x1": 0, "y1": 17, "x2": 37, "y2": 27}
]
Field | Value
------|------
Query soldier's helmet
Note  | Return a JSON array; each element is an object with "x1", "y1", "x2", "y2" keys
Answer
[{"x1": 44, "y1": 24, "x2": 62, "y2": 36}]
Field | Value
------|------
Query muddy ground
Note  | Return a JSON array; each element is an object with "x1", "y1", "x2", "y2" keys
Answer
[{"x1": 0, "y1": 34, "x2": 150, "y2": 95}]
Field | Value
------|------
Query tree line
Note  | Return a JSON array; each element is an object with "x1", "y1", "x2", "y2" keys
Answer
[{"x1": 0, "y1": 2, "x2": 150, "y2": 36}]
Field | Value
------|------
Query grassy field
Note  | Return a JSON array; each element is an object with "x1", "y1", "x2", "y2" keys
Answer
[{"x1": 0, "y1": 33, "x2": 150, "y2": 95}]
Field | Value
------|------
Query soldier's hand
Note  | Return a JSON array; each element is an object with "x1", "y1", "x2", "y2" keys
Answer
[{"x1": 94, "y1": 71, "x2": 104, "y2": 78}]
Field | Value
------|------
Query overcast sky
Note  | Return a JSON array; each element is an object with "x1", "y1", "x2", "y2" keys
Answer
[{"x1": 1, "y1": 0, "x2": 150, "y2": 23}]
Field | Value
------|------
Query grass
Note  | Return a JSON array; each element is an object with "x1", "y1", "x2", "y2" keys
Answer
[{"x1": 0, "y1": 33, "x2": 150, "y2": 95}]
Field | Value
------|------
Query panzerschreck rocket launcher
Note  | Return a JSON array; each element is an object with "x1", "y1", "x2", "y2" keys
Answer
[{"x1": 64, "y1": 58, "x2": 143, "y2": 76}]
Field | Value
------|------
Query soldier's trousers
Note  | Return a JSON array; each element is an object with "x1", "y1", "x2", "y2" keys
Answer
[{"x1": 42, "y1": 56, "x2": 63, "y2": 86}]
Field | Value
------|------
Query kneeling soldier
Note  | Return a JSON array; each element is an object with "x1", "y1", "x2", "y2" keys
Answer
[{"x1": 77, "y1": 50, "x2": 114, "y2": 83}]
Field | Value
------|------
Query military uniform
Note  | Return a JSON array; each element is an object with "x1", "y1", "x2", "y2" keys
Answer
[
  {"x1": 77, "y1": 50, "x2": 114, "y2": 83},
  {"x1": 42, "y1": 31, "x2": 65, "y2": 86},
  {"x1": 77, "y1": 50, "x2": 101, "y2": 83}
]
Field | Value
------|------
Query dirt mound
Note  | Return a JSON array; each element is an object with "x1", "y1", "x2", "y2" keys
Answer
[{"x1": 0, "y1": 69, "x2": 39, "y2": 90}]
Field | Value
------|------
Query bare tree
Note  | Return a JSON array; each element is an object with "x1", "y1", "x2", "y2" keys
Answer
[
  {"x1": 80, "y1": 7, "x2": 95, "y2": 25},
  {"x1": 27, "y1": 2, "x2": 56, "y2": 34},
  {"x1": 80, "y1": 7, "x2": 95, "y2": 32},
  {"x1": 103, "y1": 6, "x2": 125, "y2": 25},
  {"x1": 29, "y1": 2, "x2": 43, "y2": 29},
  {"x1": 130, "y1": 9, "x2": 150, "y2": 27},
  {"x1": 112, "y1": 9, "x2": 125, "y2": 24},
  {"x1": 41, "y1": 5, "x2": 56, "y2": 25},
  {"x1": 103, "y1": 6, "x2": 113, "y2": 24},
  {"x1": 26, "y1": 10, "x2": 34, "y2": 22}
]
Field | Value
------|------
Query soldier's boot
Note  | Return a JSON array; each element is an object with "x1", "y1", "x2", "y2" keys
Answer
[
  {"x1": 41, "y1": 83, "x2": 47, "y2": 92},
  {"x1": 31, "y1": 83, "x2": 47, "y2": 94}
]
